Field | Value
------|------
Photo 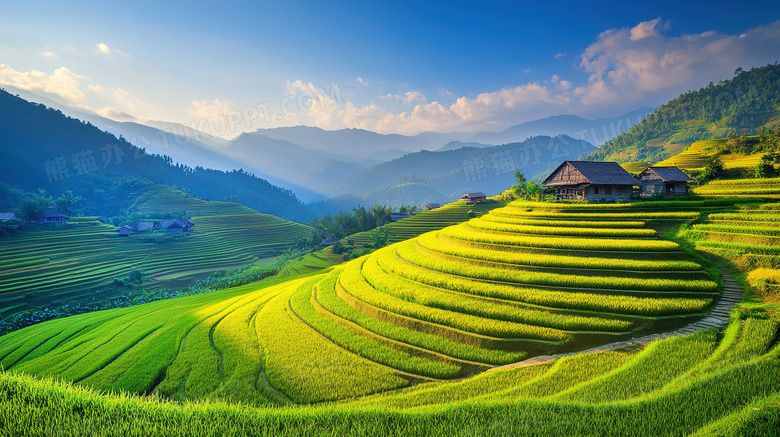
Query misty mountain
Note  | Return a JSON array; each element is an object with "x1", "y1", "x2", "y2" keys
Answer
[
  {"x1": 467, "y1": 107, "x2": 655, "y2": 146},
  {"x1": 222, "y1": 132, "x2": 369, "y2": 194},
  {"x1": 313, "y1": 135, "x2": 596, "y2": 213},
  {"x1": 0, "y1": 90, "x2": 312, "y2": 222},
  {"x1": 437, "y1": 141, "x2": 492, "y2": 151},
  {"x1": 250, "y1": 126, "x2": 472, "y2": 159},
  {"x1": 0, "y1": 86, "x2": 327, "y2": 203}
]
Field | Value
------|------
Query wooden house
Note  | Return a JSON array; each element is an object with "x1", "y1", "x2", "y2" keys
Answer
[
  {"x1": 637, "y1": 167, "x2": 692, "y2": 196},
  {"x1": 39, "y1": 211, "x2": 69, "y2": 224},
  {"x1": 320, "y1": 234, "x2": 338, "y2": 246},
  {"x1": 0, "y1": 213, "x2": 16, "y2": 222},
  {"x1": 425, "y1": 203, "x2": 441, "y2": 210},
  {"x1": 161, "y1": 219, "x2": 194, "y2": 234},
  {"x1": 389, "y1": 213, "x2": 411, "y2": 222},
  {"x1": 460, "y1": 192, "x2": 487, "y2": 204},
  {"x1": 117, "y1": 225, "x2": 134, "y2": 237},
  {"x1": 542, "y1": 161, "x2": 637, "y2": 201},
  {"x1": 136, "y1": 221, "x2": 159, "y2": 232}
]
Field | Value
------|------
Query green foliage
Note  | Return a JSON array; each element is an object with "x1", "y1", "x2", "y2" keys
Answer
[
  {"x1": 590, "y1": 63, "x2": 780, "y2": 163},
  {"x1": 700, "y1": 155, "x2": 725, "y2": 182},
  {"x1": 370, "y1": 226, "x2": 390, "y2": 248},
  {"x1": 17, "y1": 191, "x2": 52, "y2": 222}
]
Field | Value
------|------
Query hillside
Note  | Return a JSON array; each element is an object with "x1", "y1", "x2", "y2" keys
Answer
[
  {"x1": 1, "y1": 191, "x2": 779, "y2": 434},
  {"x1": 0, "y1": 90, "x2": 312, "y2": 222},
  {"x1": 0, "y1": 185, "x2": 312, "y2": 316},
  {"x1": 324, "y1": 135, "x2": 596, "y2": 208},
  {"x1": 589, "y1": 63, "x2": 780, "y2": 164}
]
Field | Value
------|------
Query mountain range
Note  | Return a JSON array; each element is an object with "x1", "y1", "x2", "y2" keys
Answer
[{"x1": 5, "y1": 86, "x2": 653, "y2": 203}]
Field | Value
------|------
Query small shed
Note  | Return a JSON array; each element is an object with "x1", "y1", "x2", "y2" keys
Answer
[
  {"x1": 425, "y1": 203, "x2": 441, "y2": 210},
  {"x1": 637, "y1": 167, "x2": 692, "y2": 196},
  {"x1": 0, "y1": 213, "x2": 16, "y2": 221},
  {"x1": 321, "y1": 235, "x2": 338, "y2": 246},
  {"x1": 460, "y1": 192, "x2": 487, "y2": 204},
  {"x1": 389, "y1": 213, "x2": 411, "y2": 222},
  {"x1": 118, "y1": 225, "x2": 134, "y2": 237},
  {"x1": 40, "y1": 211, "x2": 69, "y2": 224},
  {"x1": 542, "y1": 161, "x2": 637, "y2": 201}
]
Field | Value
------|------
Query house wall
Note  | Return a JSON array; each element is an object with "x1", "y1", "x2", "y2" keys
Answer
[
  {"x1": 585, "y1": 185, "x2": 632, "y2": 201},
  {"x1": 641, "y1": 181, "x2": 688, "y2": 196}
]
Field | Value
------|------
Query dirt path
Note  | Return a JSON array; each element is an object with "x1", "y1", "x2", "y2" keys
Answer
[{"x1": 488, "y1": 274, "x2": 744, "y2": 372}]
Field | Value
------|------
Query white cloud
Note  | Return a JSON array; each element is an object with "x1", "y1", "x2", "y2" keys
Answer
[
  {"x1": 197, "y1": 19, "x2": 780, "y2": 137},
  {"x1": 629, "y1": 17, "x2": 663, "y2": 41},
  {"x1": 186, "y1": 98, "x2": 234, "y2": 120},
  {"x1": 41, "y1": 46, "x2": 56, "y2": 58},
  {"x1": 380, "y1": 90, "x2": 426, "y2": 104},
  {"x1": 96, "y1": 42, "x2": 128, "y2": 57},
  {"x1": 576, "y1": 19, "x2": 780, "y2": 107},
  {"x1": 554, "y1": 52, "x2": 567, "y2": 59},
  {"x1": 0, "y1": 64, "x2": 87, "y2": 103}
]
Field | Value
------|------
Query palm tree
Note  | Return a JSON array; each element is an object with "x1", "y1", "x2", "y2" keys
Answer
[
  {"x1": 353, "y1": 205, "x2": 371, "y2": 232},
  {"x1": 369, "y1": 203, "x2": 390, "y2": 228}
]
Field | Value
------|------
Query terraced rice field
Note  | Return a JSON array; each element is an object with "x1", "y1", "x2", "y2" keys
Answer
[
  {"x1": 343, "y1": 200, "x2": 501, "y2": 247},
  {"x1": 694, "y1": 177, "x2": 780, "y2": 199},
  {"x1": 1, "y1": 196, "x2": 779, "y2": 435},
  {"x1": 0, "y1": 185, "x2": 313, "y2": 315},
  {"x1": 0, "y1": 283, "x2": 777, "y2": 435},
  {"x1": 0, "y1": 200, "x2": 720, "y2": 394},
  {"x1": 687, "y1": 180, "x2": 780, "y2": 279},
  {"x1": 654, "y1": 138, "x2": 768, "y2": 173}
]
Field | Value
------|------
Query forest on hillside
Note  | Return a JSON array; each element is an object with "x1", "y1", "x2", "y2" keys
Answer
[
  {"x1": 589, "y1": 62, "x2": 780, "y2": 163},
  {"x1": 0, "y1": 90, "x2": 312, "y2": 222}
]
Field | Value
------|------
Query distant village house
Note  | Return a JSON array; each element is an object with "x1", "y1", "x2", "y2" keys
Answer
[
  {"x1": 117, "y1": 225, "x2": 134, "y2": 237},
  {"x1": 321, "y1": 234, "x2": 338, "y2": 246},
  {"x1": 389, "y1": 213, "x2": 411, "y2": 222},
  {"x1": 136, "y1": 221, "x2": 159, "y2": 232},
  {"x1": 460, "y1": 192, "x2": 487, "y2": 204},
  {"x1": 542, "y1": 161, "x2": 637, "y2": 201},
  {"x1": 39, "y1": 211, "x2": 69, "y2": 224},
  {"x1": 637, "y1": 166, "x2": 692, "y2": 196},
  {"x1": 425, "y1": 203, "x2": 441, "y2": 210},
  {"x1": 161, "y1": 219, "x2": 195, "y2": 234}
]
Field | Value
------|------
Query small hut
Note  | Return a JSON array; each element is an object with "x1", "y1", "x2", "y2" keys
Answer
[
  {"x1": 118, "y1": 225, "x2": 134, "y2": 237},
  {"x1": 460, "y1": 192, "x2": 487, "y2": 204},
  {"x1": 637, "y1": 167, "x2": 692, "y2": 196}
]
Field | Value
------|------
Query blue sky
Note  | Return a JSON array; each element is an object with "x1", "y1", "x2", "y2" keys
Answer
[{"x1": 1, "y1": 0, "x2": 779, "y2": 137}]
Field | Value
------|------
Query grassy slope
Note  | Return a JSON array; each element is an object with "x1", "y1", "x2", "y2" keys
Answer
[
  {"x1": 1, "y1": 189, "x2": 780, "y2": 435},
  {"x1": 0, "y1": 185, "x2": 313, "y2": 315},
  {"x1": 620, "y1": 137, "x2": 769, "y2": 177}
]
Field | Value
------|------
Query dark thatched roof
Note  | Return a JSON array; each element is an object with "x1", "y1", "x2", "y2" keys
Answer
[
  {"x1": 543, "y1": 161, "x2": 638, "y2": 186},
  {"x1": 641, "y1": 166, "x2": 693, "y2": 182}
]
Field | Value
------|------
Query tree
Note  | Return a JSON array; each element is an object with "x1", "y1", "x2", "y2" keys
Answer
[
  {"x1": 352, "y1": 205, "x2": 372, "y2": 232},
  {"x1": 369, "y1": 203, "x2": 390, "y2": 228},
  {"x1": 17, "y1": 192, "x2": 52, "y2": 222},
  {"x1": 370, "y1": 226, "x2": 390, "y2": 248},
  {"x1": 55, "y1": 190, "x2": 83, "y2": 216},
  {"x1": 756, "y1": 153, "x2": 780, "y2": 178},
  {"x1": 701, "y1": 155, "x2": 725, "y2": 182},
  {"x1": 511, "y1": 170, "x2": 528, "y2": 197}
]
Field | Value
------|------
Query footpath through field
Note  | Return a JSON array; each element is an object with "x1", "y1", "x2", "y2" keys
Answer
[{"x1": 488, "y1": 274, "x2": 744, "y2": 372}]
